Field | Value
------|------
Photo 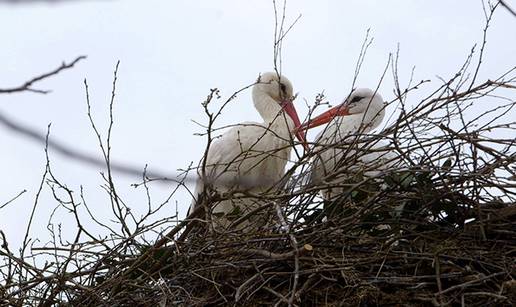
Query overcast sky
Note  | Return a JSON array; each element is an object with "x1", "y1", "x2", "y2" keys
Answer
[{"x1": 1, "y1": 0, "x2": 515, "y2": 250}]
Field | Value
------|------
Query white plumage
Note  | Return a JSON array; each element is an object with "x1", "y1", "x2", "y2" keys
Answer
[
  {"x1": 300, "y1": 88, "x2": 401, "y2": 200},
  {"x1": 190, "y1": 72, "x2": 306, "y2": 232}
]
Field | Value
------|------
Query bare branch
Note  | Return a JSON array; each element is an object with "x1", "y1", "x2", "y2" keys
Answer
[{"x1": 0, "y1": 56, "x2": 86, "y2": 94}]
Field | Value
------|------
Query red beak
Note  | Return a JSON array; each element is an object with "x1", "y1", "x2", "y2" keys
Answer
[
  {"x1": 281, "y1": 99, "x2": 308, "y2": 150},
  {"x1": 298, "y1": 104, "x2": 351, "y2": 131}
]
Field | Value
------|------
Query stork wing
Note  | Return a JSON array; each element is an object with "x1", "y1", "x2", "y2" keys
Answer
[{"x1": 188, "y1": 122, "x2": 290, "y2": 214}]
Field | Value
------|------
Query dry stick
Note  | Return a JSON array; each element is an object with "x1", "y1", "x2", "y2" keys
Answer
[
  {"x1": 463, "y1": 291, "x2": 508, "y2": 300},
  {"x1": 469, "y1": 1, "x2": 499, "y2": 91},
  {"x1": 20, "y1": 124, "x2": 51, "y2": 260},
  {"x1": 434, "y1": 254, "x2": 444, "y2": 307},
  {"x1": 84, "y1": 61, "x2": 131, "y2": 237},
  {"x1": 500, "y1": 0, "x2": 516, "y2": 17},
  {"x1": 0, "y1": 249, "x2": 43, "y2": 285},
  {"x1": 449, "y1": 27, "x2": 495, "y2": 240},
  {"x1": 176, "y1": 204, "x2": 207, "y2": 242},
  {"x1": 435, "y1": 272, "x2": 507, "y2": 296},
  {"x1": 273, "y1": 202, "x2": 300, "y2": 306},
  {"x1": 0, "y1": 189, "x2": 27, "y2": 210},
  {"x1": 264, "y1": 286, "x2": 295, "y2": 306},
  {"x1": 235, "y1": 273, "x2": 260, "y2": 302},
  {"x1": 196, "y1": 88, "x2": 219, "y2": 233},
  {"x1": 351, "y1": 28, "x2": 373, "y2": 90},
  {"x1": 0, "y1": 56, "x2": 85, "y2": 94},
  {"x1": 109, "y1": 205, "x2": 204, "y2": 282},
  {"x1": 40, "y1": 131, "x2": 88, "y2": 307},
  {"x1": 40, "y1": 229, "x2": 83, "y2": 307},
  {"x1": 6, "y1": 264, "x2": 110, "y2": 297},
  {"x1": 104, "y1": 61, "x2": 131, "y2": 237},
  {"x1": 240, "y1": 244, "x2": 312, "y2": 260}
]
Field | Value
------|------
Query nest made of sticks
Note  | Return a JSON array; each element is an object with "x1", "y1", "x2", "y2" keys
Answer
[
  {"x1": 2, "y1": 29, "x2": 516, "y2": 306},
  {"x1": 68, "y1": 196, "x2": 516, "y2": 307}
]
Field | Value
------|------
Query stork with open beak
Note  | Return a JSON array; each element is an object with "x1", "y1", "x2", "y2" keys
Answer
[
  {"x1": 299, "y1": 88, "x2": 401, "y2": 201},
  {"x1": 189, "y1": 72, "x2": 307, "y2": 232}
]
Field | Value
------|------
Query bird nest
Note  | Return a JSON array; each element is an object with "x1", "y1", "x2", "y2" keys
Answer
[
  {"x1": 69, "y1": 197, "x2": 516, "y2": 306},
  {"x1": 2, "y1": 52, "x2": 516, "y2": 307}
]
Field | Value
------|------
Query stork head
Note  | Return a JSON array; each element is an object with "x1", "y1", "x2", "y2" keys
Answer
[
  {"x1": 299, "y1": 88, "x2": 386, "y2": 131},
  {"x1": 253, "y1": 72, "x2": 307, "y2": 149},
  {"x1": 254, "y1": 72, "x2": 294, "y2": 103},
  {"x1": 345, "y1": 88, "x2": 384, "y2": 115}
]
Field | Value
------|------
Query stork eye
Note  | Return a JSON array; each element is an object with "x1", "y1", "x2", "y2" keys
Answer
[
  {"x1": 350, "y1": 96, "x2": 364, "y2": 103},
  {"x1": 280, "y1": 83, "x2": 287, "y2": 93}
]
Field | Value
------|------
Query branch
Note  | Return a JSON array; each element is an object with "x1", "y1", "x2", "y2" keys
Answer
[
  {"x1": 500, "y1": 0, "x2": 516, "y2": 17},
  {"x1": 0, "y1": 55, "x2": 86, "y2": 94}
]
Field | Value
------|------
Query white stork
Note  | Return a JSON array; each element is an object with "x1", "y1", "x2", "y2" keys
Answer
[
  {"x1": 299, "y1": 88, "x2": 401, "y2": 201},
  {"x1": 190, "y1": 72, "x2": 306, "y2": 232}
]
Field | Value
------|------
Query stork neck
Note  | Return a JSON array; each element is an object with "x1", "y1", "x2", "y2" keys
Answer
[
  {"x1": 253, "y1": 90, "x2": 294, "y2": 136},
  {"x1": 361, "y1": 104, "x2": 385, "y2": 131},
  {"x1": 335, "y1": 103, "x2": 385, "y2": 135}
]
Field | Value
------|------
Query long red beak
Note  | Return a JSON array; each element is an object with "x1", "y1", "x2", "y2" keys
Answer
[
  {"x1": 298, "y1": 104, "x2": 351, "y2": 131},
  {"x1": 281, "y1": 99, "x2": 308, "y2": 150}
]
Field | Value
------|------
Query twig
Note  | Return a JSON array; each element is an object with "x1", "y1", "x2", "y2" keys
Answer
[{"x1": 0, "y1": 56, "x2": 85, "y2": 94}]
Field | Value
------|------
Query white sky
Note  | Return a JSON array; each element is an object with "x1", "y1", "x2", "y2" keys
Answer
[{"x1": 1, "y1": 0, "x2": 515, "y2": 250}]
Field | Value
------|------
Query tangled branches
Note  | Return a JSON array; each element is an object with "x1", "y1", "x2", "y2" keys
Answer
[
  {"x1": 1, "y1": 52, "x2": 515, "y2": 307},
  {"x1": 1, "y1": 4, "x2": 516, "y2": 306}
]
